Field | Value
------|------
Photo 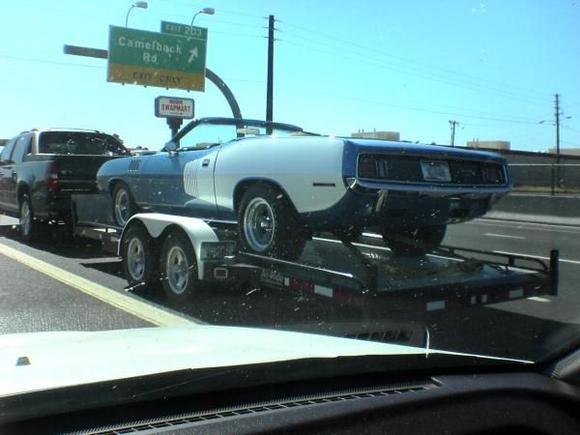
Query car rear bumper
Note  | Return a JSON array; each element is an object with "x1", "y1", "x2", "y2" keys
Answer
[{"x1": 301, "y1": 179, "x2": 509, "y2": 230}]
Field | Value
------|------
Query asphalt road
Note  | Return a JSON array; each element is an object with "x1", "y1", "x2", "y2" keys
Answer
[{"x1": 1, "y1": 215, "x2": 579, "y2": 362}]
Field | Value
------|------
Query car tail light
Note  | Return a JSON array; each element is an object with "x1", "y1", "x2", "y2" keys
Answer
[
  {"x1": 482, "y1": 164, "x2": 504, "y2": 184},
  {"x1": 358, "y1": 156, "x2": 377, "y2": 178},
  {"x1": 47, "y1": 162, "x2": 59, "y2": 193}
]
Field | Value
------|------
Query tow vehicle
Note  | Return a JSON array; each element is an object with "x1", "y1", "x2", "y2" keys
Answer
[{"x1": 70, "y1": 194, "x2": 559, "y2": 320}]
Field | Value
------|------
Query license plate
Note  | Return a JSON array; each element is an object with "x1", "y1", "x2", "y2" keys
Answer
[{"x1": 420, "y1": 160, "x2": 451, "y2": 182}]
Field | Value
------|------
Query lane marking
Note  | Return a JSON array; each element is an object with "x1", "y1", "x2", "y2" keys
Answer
[
  {"x1": 528, "y1": 296, "x2": 551, "y2": 303},
  {"x1": 472, "y1": 219, "x2": 580, "y2": 234},
  {"x1": 493, "y1": 250, "x2": 580, "y2": 265},
  {"x1": 484, "y1": 233, "x2": 525, "y2": 240},
  {"x1": 0, "y1": 242, "x2": 196, "y2": 327}
]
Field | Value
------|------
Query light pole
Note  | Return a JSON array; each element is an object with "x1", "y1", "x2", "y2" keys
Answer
[
  {"x1": 125, "y1": 1, "x2": 148, "y2": 27},
  {"x1": 191, "y1": 7, "x2": 215, "y2": 26}
]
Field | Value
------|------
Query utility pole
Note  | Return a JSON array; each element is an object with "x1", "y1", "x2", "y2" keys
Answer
[
  {"x1": 266, "y1": 15, "x2": 275, "y2": 123},
  {"x1": 449, "y1": 120, "x2": 459, "y2": 146},
  {"x1": 555, "y1": 93, "x2": 560, "y2": 164},
  {"x1": 554, "y1": 93, "x2": 561, "y2": 191}
]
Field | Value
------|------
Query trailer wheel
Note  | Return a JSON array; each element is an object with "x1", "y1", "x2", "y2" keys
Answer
[
  {"x1": 160, "y1": 230, "x2": 197, "y2": 301},
  {"x1": 121, "y1": 224, "x2": 158, "y2": 293},
  {"x1": 19, "y1": 193, "x2": 37, "y2": 243},
  {"x1": 112, "y1": 183, "x2": 137, "y2": 227},
  {"x1": 238, "y1": 184, "x2": 306, "y2": 260},
  {"x1": 383, "y1": 225, "x2": 446, "y2": 256}
]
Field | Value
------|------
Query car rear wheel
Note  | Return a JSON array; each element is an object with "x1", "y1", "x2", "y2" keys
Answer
[
  {"x1": 160, "y1": 230, "x2": 198, "y2": 301},
  {"x1": 112, "y1": 183, "x2": 136, "y2": 227},
  {"x1": 382, "y1": 225, "x2": 447, "y2": 256},
  {"x1": 121, "y1": 224, "x2": 158, "y2": 293},
  {"x1": 238, "y1": 184, "x2": 307, "y2": 260},
  {"x1": 19, "y1": 193, "x2": 36, "y2": 243}
]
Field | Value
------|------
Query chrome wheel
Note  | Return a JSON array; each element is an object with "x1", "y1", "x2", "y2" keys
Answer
[
  {"x1": 114, "y1": 187, "x2": 131, "y2": 226},
  {"x1": 166, "y1": 245, "x2": 189, "y2": 295},
  {"x1": 126, "y1": 237, "x2": 145, "y2": 281},
  {"x1": 20, "y1": 200, "x2": 31, "y2": 238},
  {"x1": 243, "y1": 197, "x2": 275, "y2": 252}
]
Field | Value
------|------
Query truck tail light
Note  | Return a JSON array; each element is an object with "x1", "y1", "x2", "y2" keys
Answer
[
  {"x1": 47, "y1": 162, "x2": 59, "y2": 193},
  {"x1": 358, "y1": 156, "x2": 377, "y2": 178}
]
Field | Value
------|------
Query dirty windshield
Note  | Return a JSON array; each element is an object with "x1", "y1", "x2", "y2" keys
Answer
[{"x1": 1, "y1": 0, "x2": 580, "y2": 413}]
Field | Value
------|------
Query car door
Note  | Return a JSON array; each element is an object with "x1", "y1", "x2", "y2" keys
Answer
[
  {"x1": 0, "y1": 138, "x2": 18, "y2": 211},
  {"x1": 141, "y1": 148, "x2": 219, "y2": 218}
]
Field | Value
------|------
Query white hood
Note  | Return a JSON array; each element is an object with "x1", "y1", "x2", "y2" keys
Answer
[{"x1": 0, "y1": 325, "x2": 427, "y2": 397}]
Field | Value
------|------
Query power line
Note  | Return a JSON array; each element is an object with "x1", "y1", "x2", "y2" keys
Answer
[
  {"x1": 0, "y1": 54, "x2": 103, "y2": 69},
  {"x1": 278, "y1": 20, "x2": 552, "y2": 105},
  {"x1": 278, "y1": 37, "x2": 550, "y2": 109},
  {"x1": 314, "y1": 89, "x2": 542, "y2": 125}
]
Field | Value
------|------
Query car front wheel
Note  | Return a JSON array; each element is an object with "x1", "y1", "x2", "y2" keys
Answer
[
  {"x1": 112, "y1": 183, "x2": 136, "y2": 227},
  {"x1": 382, "y1": 225, "x2": 447, "y2": 256},
  {"x1": 238, "y1": 184, "x2": 307, "y2": 260}
]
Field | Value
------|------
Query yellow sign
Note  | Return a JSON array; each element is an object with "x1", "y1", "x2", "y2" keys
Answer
[{"x1": 108, "y1": 64, "x2": 205, "y2": 91}]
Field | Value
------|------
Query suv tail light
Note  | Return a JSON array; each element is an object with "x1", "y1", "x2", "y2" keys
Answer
[
  {"x1": 358, "y1": 156, "x2": 377, "y2": 178},
  {"x1": 47, "y1": 162, "x2": 59, "y2": 193}
]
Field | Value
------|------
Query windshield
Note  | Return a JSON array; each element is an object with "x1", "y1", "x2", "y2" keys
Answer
[
  {"x1": 1, "y1": 0, "x2": 580, "y2": 417},
  {"x1": 177, "y1": 118, "x2": 307, "y2": 149}
]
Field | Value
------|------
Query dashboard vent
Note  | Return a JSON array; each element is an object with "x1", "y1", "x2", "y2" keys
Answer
[{"x1": 79, "y1": 381, "x2": 438, "y2": 434}]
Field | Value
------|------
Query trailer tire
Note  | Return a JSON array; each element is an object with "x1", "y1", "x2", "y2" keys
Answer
[
  {"x1": 19, "y1": 193, "x2": 37, "y2": 243},
  {"x1": 383, "y1": 225, "x2": 446, "y2": 256},
  {"x1": 238, "y1": 183, "x2": 306, "y2": 260},
  {"x1": 112, "y1": 183, "x2": 137, "y2": 227},
  {"x1": 160, "y1": 230, "x2": 198, "y2": 302},
  {"x1": 121, "y1": 224, "x2": 159, "y2": 293}
]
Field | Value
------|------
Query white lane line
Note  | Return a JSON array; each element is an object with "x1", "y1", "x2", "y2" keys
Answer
[
  {"x1": 493, "y1": 250, "x2": 580, "y2": 265},
  {"x1": 484, "y1": 233, "x2": 525, "y2": 240},
  {"x1": 528, "y1": 297, "x2": 551, "y2": 303},
  {"x1": 0, "y1": 242, "x2": 197, "y2": 327},
  {"x1": 472, "y1": 219, "x2": 580, "y2": 234}
]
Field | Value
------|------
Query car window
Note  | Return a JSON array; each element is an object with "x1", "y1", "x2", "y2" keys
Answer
[
  {"x1": 178, "y1": 123, "x2": 237, "y2": 149},
  {"x1": 0, "y1": 138, "x2": 17, "y2": 163},
  {"x1": 38, "y1": 132, "x2": 128, "y2": 155},
  {"x1": 11, "y1": 134, "x2": 32, "y2": 163}
]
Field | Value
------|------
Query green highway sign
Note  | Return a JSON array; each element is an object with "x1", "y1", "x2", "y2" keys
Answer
[{"x1": 107, "y1": 26, "x2": 207, "y2": 91}]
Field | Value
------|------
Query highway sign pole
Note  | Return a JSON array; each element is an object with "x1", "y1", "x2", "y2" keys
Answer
[{"x1": 63, "y1": 44, "x2": 243, "y2": 119}]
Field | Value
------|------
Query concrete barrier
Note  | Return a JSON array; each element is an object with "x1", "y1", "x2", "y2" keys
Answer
[{"x1": 486, "y1": 193, "x2": 580, "y2": 225}]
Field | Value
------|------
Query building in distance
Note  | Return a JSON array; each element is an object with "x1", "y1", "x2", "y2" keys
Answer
[
  {"x1": 466, "y1": 140, "x2": 510, "y2": 151},
  {"x1": 351, "y1": 129, "x2": 400, "y2": 141}
]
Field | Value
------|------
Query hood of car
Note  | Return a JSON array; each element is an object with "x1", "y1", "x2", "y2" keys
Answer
[{"x1": 0, "y1": 325, "x2": 429, "y2": 397}]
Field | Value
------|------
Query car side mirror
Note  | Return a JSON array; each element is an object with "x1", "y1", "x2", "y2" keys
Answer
[{"x1": 165, "y1": 141, "x2": 178, "y2": 153}]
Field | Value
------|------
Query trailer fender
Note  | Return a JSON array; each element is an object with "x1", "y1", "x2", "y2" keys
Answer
[{"x1": 120, "y1": 213, "x2": 220, "y2": 280}]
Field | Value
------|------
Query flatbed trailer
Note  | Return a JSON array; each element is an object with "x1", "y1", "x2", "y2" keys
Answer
[{"x1": 70, "y1": 194, "x2": 559, "y2": 317}]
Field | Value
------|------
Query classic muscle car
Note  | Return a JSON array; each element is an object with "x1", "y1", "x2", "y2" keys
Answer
[{"x1": 96, "y1": 117, "x2": 511, "y2": 257}]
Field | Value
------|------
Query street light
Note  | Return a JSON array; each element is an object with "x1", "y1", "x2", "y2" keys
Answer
[
  {"x1": 125, "y1": 1, "x2": 148, "y2": 27},
  {"x1": 191, "y1": 7, "x2": 215, "y2": 26}
]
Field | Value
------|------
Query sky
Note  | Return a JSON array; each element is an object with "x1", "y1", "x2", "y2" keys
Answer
[{"x1": 1, "y1": 0, "x2": 579, "y2": 151}]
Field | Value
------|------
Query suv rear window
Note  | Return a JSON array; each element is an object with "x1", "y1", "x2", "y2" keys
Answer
[{"x1": 38, "y1": 132, "x2": 129, "y2": 156}]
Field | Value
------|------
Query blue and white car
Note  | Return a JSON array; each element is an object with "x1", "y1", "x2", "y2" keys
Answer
[{"x1": 96, "y1": 117, "x2": 511, "y2": 257}]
